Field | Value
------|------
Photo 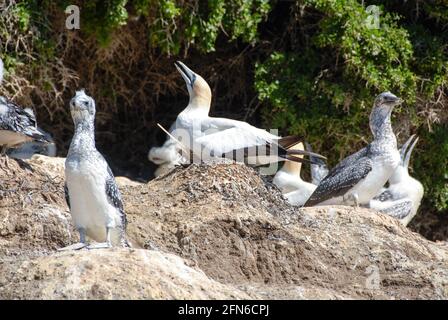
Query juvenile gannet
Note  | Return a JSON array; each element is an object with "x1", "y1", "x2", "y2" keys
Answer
[
  {"x1": 61, "y1": 90, "x2": 128, "y2": 250},
  {"x1": 172, "y1": 61, "x2": 325, "y2": 165},
  {"x1": 0, "y1": 59, "x2": 51, "y2": 160},
  {"x1": 306, "y1": 142, "x2": 329, "y2": 185},
  {"x1": 7, "y1": 130, "x2": 56, "y2": 159},
  {"x1": 369, "y1": 135, "x2": 424, "y2": 226},
  {"x1": 272, "y1": 142, "x2": 317, "y2": 206},
  {"x1": 305, "y1": 92, "x2": 402, "y2": 207},
  {"x1": 148, "y1": 123, "x2": 187, "y2": 176}
]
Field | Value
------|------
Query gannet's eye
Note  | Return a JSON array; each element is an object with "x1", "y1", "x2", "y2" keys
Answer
[{"x1": 83, "y1": 101, "x2": 89, "y2": 107}]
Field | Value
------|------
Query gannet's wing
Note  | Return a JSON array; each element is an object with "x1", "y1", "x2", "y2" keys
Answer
[
  {"x1": 105, "y1": 165, "x2": 127, "y2": 229},
  {"x1": 305, "y1": 148, "x2": 372, "y2": 206},
  {"x1": 195, "y1": 117, "x2": 279, "y2": 155},
  {"x1": 373, "y1": 189, "x2": 394, "y2": 202},
  {"x1": 64, "y1": 183, "x2": 70, "y2": 209},
  {"x1": 0, "y1": 98, "x2": 49, "y2": 143},
  {"x1": 379, "y1": 200, "x2": 412, "y2": 220}
]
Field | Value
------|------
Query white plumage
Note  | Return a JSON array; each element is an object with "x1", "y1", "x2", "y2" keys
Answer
[
  {"x1": 61, "y1": 90, "x2": 127, "y2": 250},
  {"x1": 369, "y1": 135, "x2": 424, "y2": 226},
  {"x1": 171, "y1": 61, "x2": 323, "y2": 165}
]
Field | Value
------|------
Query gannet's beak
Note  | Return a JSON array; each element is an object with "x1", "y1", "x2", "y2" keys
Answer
[
  {"x1": 399, "y1": 134, "x2": 416, "y2": 165},
  {"x1": 175, "y1": 61, "x2": 196, "y2": 87},
  {"x1": 404, "y1": 136, "x2": 419, "y2": 169},
  {"x1": 383, "y1": 92, "x2": 402, "y2": 106}
]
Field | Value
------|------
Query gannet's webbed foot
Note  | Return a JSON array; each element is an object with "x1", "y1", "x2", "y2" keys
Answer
[
  {"x1": 58, "y1": 242, "x2": 88, "y2": 251},
  {"x1": 87, "y1": 242, "x2": 112, "y2": 250},
  {"x1": 343, "y1": 193, "x2": 359, "y2": 207},
  {"x1": 58, "y1": 227, "x2": 88, "y2": 251}
]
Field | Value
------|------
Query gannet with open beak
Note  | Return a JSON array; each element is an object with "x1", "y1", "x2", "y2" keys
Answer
[
  {"x1": 305, "y1": 92, "x2": 401, "y2": 207},
  {"x1": 369, "y1": 135, "x2": 424, "y2": 226},
  {"x1": 272, "y1": 142, "x2": 317, "y2": 206},
  {"x1": 172, "y1": 61, "x2": 325, "y2": 165},
  {"x1": 61, "y1": 90, "x2": 129, "y2": 250}
]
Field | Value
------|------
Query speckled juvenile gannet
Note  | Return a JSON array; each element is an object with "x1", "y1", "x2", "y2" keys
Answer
[
  {"x1": 369, "y1": 134, "x2": 424, "y2": 226},
  {"x1": 305, "y1": 92, "x2": 402, "y2": 207},
  {"x1": 7, "y1": 130, "x2": 56, "y2": 159},
  {"x1": 61, "y1": 90, "x2": 128, "y2": 250},
  {"x1": 0, "y1": 59, "x2": 52, "y2": 159},
  {"x1": 272, "y1": 142, "x2": 317, "y2": 206},
  {"x1": 172, "y1": 61, "x2": 325, "y2": 165}
]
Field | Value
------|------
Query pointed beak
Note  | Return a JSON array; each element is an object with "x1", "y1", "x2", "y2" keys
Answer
[
  {"x1": 175, "y1": 61, "x2": 196, "y2": 86},
  {"x1": 383, "y1": 92, "x2": 402, "y2": 106}
]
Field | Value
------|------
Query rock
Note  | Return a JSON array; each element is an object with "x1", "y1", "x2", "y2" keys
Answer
[
  {"x1": 1, "y1": 156, "x2": 447, "y2": 299},
  {"x1": 0, "y1": 249, "x2": 254, "y2": 299}
]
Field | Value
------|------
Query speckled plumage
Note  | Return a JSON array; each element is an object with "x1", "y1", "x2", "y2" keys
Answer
[
  {"x1": 369, "y1": 135, "x2": 424, "y2": 226},
  {"x1": 63, "y1": 90, "x2": 128, "y2": 249},
  {"x1": 305, "y1": 92, "x2": 401, "y2": 207}
]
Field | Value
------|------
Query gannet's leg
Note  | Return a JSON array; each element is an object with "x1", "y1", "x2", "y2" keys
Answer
[
  {"x1": 58, "y1": 227, "x2": 88, "y2": 251},
  {"x1": 1, "y1": 146, "x2": 9, "y2": 168},
  {"x1": 87, "y1": 227, "x2": 112, "y2": 249},
  {"x1": 353, "y1": 193, "x2": 359, "y2": 207},
  {"x1": 343, "y1": 193, "x2": 359, "y2": 207}
]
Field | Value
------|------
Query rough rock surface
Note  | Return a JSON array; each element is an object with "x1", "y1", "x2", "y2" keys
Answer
[{"x1": 0, "y1": 155, "x2": 447, "y2": 299}]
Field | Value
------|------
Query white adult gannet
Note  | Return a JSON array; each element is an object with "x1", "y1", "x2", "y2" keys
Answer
[
  {"x1": 272, "y1": 142, "x2": 317, "y2": 206},
  {"x1": 305, "y1": 92, "x2": 402, "y2": 207},
  {"x1": 61, "y1": 90, "x2": 128, "y2": 250},
  {"x1": 0, "y1": 58, "x2": 52, "y2": 163},
  {"x1": 369, "y1": 134, "x2": 424, "y2": 226},
  {"x1": 172, "y1": 61, "x2": 325, "y2": 165}
]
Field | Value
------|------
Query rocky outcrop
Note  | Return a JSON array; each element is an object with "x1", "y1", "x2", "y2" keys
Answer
[{"x1": 0, "y1": 156, "x2": 447, "y2": 299}]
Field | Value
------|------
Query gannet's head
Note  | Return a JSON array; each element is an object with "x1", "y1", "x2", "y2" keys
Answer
[
  {"x1": 282, "y1": 142, "x2": 304, "y2": 176},
  {"x1": 175, "y1": 61, "x2": 211, "y2": 109},
  {"x1": 389, "y1": 135, "x2": 419, "y2": 183},
  {"x1": 370, "y1": 92, "x2": 401, "y2": 134},
  {"x1": 70, "y1": 89, "x2": 96, "y2": 125}
]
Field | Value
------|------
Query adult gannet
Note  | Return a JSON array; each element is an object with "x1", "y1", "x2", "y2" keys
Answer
[
  {"x1": 272, "y1": 142, "x2": 317, "y2": 206},
  {"x1": 172, "y1": 61, "x2": 325, "y2": 165},
  {"x1": 61, "y1": 90, "x2": 128, "y2": 250},
  {"x1": 0, "y1": 59, "x2": 52, "y2": 161},
  {"x1": 305, "y1": 92, "x2": 402, "y2": 207},
  {"x1": 369, "y1": 134, "x2": 424, "y2": 226}
]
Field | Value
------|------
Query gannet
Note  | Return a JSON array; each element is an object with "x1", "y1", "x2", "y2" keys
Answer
[
  {"x1": 305, "y1": 92, "x2": 402, "y2": 207},
  {"x1": 7, "y1": 130, "x2": 56, "y2": 159},
  {"x1": 272, "y1": 142, "x2": 316, "y2": 206},
  {"x1": 0, "y1": 59, "x2": 52, "y2": 161},
  {"x1": 172, "y1": 61, "x2": 325, "y2": 165},
  {"x1": 61, "y1": 90, "x2": 128, "y2": 250},
  {"x1": 148, "y1": 123, "x2": 186, "y2": 177},
  {"x1": 369, "y1": 135, "x2": 424, "y2": 226},
  {"x1": 306, "y1": 142, "x2": 329, "y2": 185}
]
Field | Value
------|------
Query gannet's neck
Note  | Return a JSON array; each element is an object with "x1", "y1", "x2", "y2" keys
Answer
[
  {"x1": 70, "y1": 119, "x2": 95, "y2": 151},
  {"x1": 370, "y1": 107, "x2": 396, "y2": 147},
  {"x1": 281, "y1": 160, "x2": 302, "y2": 177},
  {"x1": 186, "y1": 96, "x2": 211, "y2": 115}
]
